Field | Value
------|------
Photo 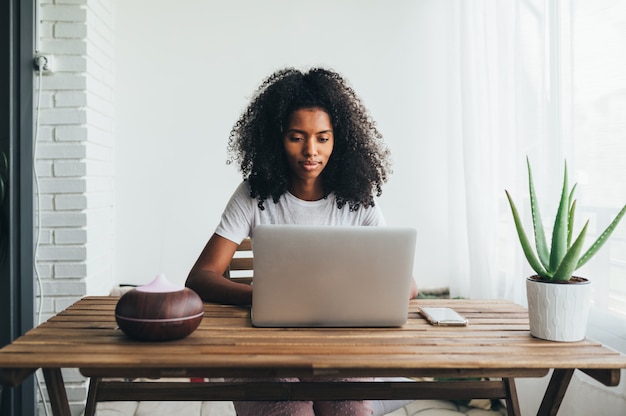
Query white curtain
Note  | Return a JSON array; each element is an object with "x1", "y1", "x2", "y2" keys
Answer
[
  {"x1": 447, "y1": 0, "x2": 571, "y2": 303},
  {"x1": 571, "y1": 1, "x2": 626, "y2": 354},
  {"x1": 448, "y1": 0, "x2": 626, "y2": 356}
]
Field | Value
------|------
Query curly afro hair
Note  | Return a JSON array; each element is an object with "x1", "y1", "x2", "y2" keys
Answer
[{"x1": 227, "y1": 67, "x2": 392, "y2": 211}]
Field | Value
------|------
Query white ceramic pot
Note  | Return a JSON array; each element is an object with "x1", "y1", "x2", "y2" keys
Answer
[{"x1": 525, "y1": 276, "x2": 591, "y2": 342}]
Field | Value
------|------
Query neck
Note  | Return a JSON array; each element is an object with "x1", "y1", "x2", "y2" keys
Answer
[{"x1": 288, "y1": 180, "x2": 324, "y2": 201}]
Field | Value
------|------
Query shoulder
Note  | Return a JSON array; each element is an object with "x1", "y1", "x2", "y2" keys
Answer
[
  {"x1": 221, "y1": 181, "x2": 256, "y2": 218},
  {"x1": 233, "y1": 181, "x2": 252, "y2": 197},
  {"x1": 225, "y1": 181, "x2": 254, "y2": 205},
  {"x1": 215, "y1": 181, "x2": 255, "y2": 243},
  {"x1": 361, "y1": 203, "x2": 386, "y2": 226}
]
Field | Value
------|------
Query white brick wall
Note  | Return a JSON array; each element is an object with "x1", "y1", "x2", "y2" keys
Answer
[{"x1": 36, "y1": 1, "x2": 115, "y2": 414}]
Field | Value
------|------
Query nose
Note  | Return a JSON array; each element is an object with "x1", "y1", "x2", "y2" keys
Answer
[{"x1": 303, "y1": 138, "x2": 317, "y2": 156}]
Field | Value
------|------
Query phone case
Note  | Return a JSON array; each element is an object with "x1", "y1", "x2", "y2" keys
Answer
[{"x1": 419, "y1": 307, "x2": 468, "y2": 326}]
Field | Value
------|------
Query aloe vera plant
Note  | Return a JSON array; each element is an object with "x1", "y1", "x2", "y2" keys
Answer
[{"x1": 505, "y1": 158, "x2": 626, "y2": 282}]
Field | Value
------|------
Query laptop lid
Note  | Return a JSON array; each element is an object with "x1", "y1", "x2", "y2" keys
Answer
[{"x1": 251, "y1": 224, "x2": 417, "y2": 327}]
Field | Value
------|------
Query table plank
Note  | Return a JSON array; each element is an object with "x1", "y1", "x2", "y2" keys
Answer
[
  {"x1": 2, "y1": 298, "x2": 626, "y2": 377},
  {"x1": 4, "y1": 296, "x2": 625, "y2": 416}
]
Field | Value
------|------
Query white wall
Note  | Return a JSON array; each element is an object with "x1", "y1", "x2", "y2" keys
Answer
[
  {"x1": 37, "y1": 0, "x2": 116, "y2": 310},
  {"x1": 115, "y1": 0, "x2": 456, "y2": 288},
  {"x1": 36, "y1": 1, "x2": 116, "y2": 413}
]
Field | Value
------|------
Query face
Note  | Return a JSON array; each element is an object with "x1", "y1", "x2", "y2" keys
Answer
[{"x1": 282, "y1": 107, "x2": 334, "y2": 185}]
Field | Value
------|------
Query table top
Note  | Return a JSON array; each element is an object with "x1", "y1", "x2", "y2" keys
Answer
[{"x1": 1, "y1": 297, "x2": 625, "y2": 383}]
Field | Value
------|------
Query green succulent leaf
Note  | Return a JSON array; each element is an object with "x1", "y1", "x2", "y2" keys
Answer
[
  {"x1": 568, "y1": 184, "x2": 577, "y2": 208},
  {"x1": 577, "y1": 203, "x2": 626, "y2": 269},
  {"x1": 527, "y1": 158, "x2": 550, "y2": 270},
  {"x1": 568, "y1": 199, "x2": 577, "y2": 248},
  {"x1": 552, "y1": 220, "x2": 588, "y2": 281},
  {"x1": 505, "y1": 190, "x2": 549, "y2": 279},
  {"x1": 550, "y1": 162, "x2": 570, "y2": 272}
]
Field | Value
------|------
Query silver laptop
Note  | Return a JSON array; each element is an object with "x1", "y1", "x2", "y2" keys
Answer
[{"x1": 251, "y1": 224, "x2": 417, "y2": 327}]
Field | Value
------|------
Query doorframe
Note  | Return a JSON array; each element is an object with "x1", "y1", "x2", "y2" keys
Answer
[{"x1": 1, "y1": 0, "x2": 36, "y2": 415}]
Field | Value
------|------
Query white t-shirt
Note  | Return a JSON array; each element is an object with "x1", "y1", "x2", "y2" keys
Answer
[{"x1": 215, "y1": 181, "x2": 386, "y2": 244}]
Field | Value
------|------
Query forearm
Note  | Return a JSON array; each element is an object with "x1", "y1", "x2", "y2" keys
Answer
[{"x1": 186, "y1": 270, "x2": 253, "y2": 306}]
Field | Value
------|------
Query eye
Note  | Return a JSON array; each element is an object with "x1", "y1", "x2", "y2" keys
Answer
[
  {"x1": 288, "y1": 136, "x2": 304, "y2": 142},
  {"x1": 318, "y1": 137, "x2": 330, "y2": 143}
]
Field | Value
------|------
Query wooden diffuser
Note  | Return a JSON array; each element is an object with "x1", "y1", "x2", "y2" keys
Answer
[{"x1": 115, "y1": 274, "x2": 204, "y2": 341}]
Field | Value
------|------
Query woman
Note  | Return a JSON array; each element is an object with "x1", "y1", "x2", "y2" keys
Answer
[{"x1": 187, "y1": 67, "x2": 417, "y2": 416}]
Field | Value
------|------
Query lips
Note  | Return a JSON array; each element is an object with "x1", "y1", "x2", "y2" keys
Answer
[{"x1": 300, "y1": 161, "x2": 321, "y2": 171}]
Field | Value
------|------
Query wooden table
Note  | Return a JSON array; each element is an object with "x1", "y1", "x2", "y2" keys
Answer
[{"x1": 1, "y1": 297, "x2": 625, "y2": 416}]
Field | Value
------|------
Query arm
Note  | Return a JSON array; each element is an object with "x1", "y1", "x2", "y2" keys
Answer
[{"x1": 186, "y1": 233, "x2": 253, "y2": 305}]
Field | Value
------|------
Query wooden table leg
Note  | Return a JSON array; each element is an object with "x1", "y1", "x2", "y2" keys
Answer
[
  {"x1": 84, "y1": 377, "x2": 100, "y2": 416},
  {"x1": 503, "y1": 378, "x2": 521, "y2": 416},
  {"x1": 537, "y1": 369, "x2": 575, "y2": 416},
  {"x1": 42, "y1": 368, "x2": 71, "y2": 416}
]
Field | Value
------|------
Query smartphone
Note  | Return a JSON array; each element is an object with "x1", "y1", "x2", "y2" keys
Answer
[{"x1": 419, "y1": 307, "x2": 468, "y2": 326}]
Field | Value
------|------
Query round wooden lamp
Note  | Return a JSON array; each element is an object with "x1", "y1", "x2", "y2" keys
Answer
[{"x1": 115, "y1": 274, "x2": 204, "y2": 341}]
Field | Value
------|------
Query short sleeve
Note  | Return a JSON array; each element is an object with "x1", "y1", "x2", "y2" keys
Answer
[
  {"x1": 361, "y1": 203, "x2": 386, "y2": 226},
  {"x1": 214, "y1": 182, "x2": 254, "y2": 244}
]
